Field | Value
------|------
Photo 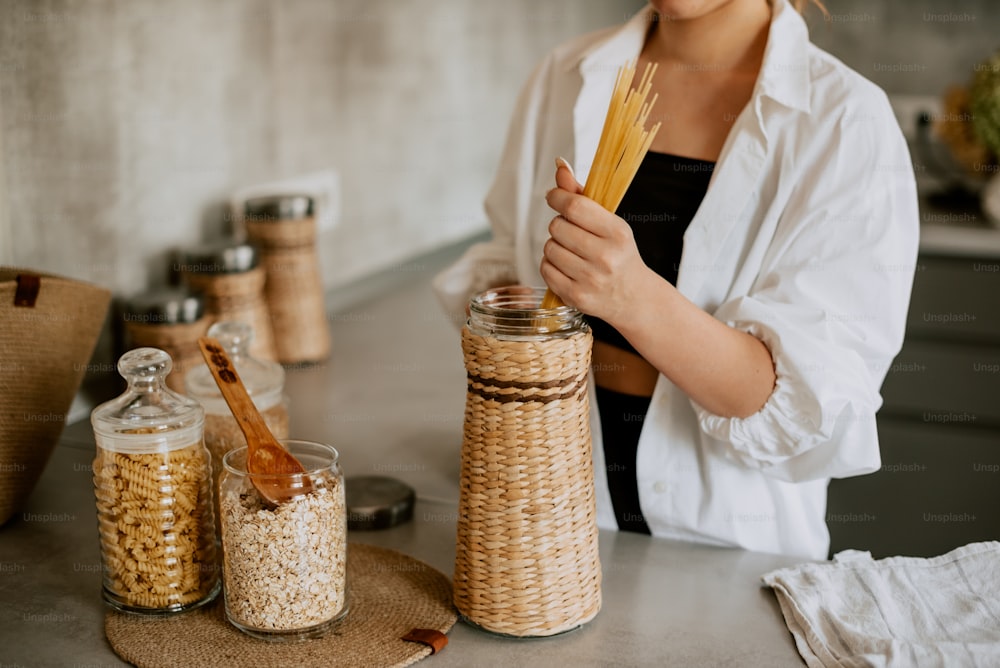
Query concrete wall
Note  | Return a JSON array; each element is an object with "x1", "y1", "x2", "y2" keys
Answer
[
  {"x1": 808, "y1": 0, "x2": 998, "y2": 97},
  {"x1": 1, "y1": 0, "x2": 997, "y2": 296},
  {"x1": 0, "y1": 0, "x2": 634, "y2": 296}
]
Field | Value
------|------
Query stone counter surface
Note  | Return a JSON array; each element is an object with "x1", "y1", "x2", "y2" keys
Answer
[{"x1": 0, "y1": 251, "x2": 807, "y2": 668}]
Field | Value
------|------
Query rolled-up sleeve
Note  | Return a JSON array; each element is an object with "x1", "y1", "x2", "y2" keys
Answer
[{"x1": 693, "y1": 88, "x2": 920, "y2": 482}]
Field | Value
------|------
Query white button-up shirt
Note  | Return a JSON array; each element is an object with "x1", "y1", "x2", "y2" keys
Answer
[{"x1": 434, "y1": 0, "x2": 919, "y2": 559}]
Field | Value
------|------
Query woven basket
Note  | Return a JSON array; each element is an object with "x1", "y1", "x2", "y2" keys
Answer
[
  {"x1": 0, "y1": 268, "x2": 111, "y2": 526},
  {"x1": 453, "y1": 288, "x2": 601, "y2": 636},
  {"x1": 245, "y1": 215, "x2": 330, "y2": 364}
]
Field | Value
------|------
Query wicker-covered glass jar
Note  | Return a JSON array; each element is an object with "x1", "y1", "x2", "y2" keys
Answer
[
  {"x1": 123, "y1": 288, "x2": 209, "y2": 393},
  {"x1": 454, "y1": 286, "x2": 601, "y2": 637},
  {"x1": 244, "y1": 195, "x2": 331, "y2": 364},
  {"x1": 90, "y1": 348, "x2": 219, "y2": 614},
  {"x1": 178, "y1": 242, "x2": 278, "y2": 362}
]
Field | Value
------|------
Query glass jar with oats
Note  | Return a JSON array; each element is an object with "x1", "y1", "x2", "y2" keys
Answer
[
  {"x1": 184, "y1": 320, "x2": 289, "y2": 522},
  {"x1": 219, "y1": 440, "x2": 348, "y2": 640},
  {"x1": 90, "y1": 347, "x2": 220, "y2": 614}
]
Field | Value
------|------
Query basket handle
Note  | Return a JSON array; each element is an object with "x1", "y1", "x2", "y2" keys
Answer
[{"x1": 14, "y1": 273, "x2": 40, "y2": 307}]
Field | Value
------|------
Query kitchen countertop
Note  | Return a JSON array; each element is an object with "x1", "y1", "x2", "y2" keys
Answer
[
  {"x1": 919, "y1": 221, "x2": 1000, "y2": 258},
  {"x1": 919, "y1": 192, "x2": 1000, "y2": 259},
  {"x1": 0, "y1": 243, "x2": 809, "y2": 668},
  {"x1": 915, "y1": 155, "x2": 1000, "y2": 258}
]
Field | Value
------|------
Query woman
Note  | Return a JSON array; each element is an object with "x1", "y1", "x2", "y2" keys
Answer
[{"x1": 434, "y1": 0, "x2": 919, "y2": 559}]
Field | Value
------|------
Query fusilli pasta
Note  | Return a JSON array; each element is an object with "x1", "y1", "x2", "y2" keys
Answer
[{"x1": 93, "y1": 441, "x2": 218, "y2": 610}]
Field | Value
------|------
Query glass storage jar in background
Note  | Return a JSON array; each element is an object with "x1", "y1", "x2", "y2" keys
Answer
[
  {"x1": 185, "y1": 320, "x2": 289, "y2": 524},
  {"x1": 244, "y1": 195, "x2": 331, "y2": 364},
  {"x1": 219, "y1": 440, "x2": 348, "y2": 641},
  {"x1": 178, "y1": 241, "x2": 278, "y2": 362},
  {"x1": 123, "y1": 288, "x2": 209, "y2": 393},
  {"x1": 454, "y1": 286, "x2": 601, "y2": 637},
  {"x1": 90, "y1": 348, "x2": 220, "y2": 614}
]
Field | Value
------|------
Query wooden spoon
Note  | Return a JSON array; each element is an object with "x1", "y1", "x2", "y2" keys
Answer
[{"x1": 197, "y1": 336, "x2": 312, "y2": 505}]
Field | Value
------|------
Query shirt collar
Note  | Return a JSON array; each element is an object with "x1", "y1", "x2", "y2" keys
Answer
[
  {"x1": 573, "y1": 0, "x2": 812, "y2": 114},
  {"x1": 757, "y1": 0, "x2": 812, "y2": 114}
]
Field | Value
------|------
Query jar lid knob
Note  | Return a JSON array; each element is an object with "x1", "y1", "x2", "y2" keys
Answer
[
  {"x1": 118, "y1": 347, "x2": 172, "y2": 381},
  {"x1": 207, "y1": 321, "x2": 253, "y2": 357}
]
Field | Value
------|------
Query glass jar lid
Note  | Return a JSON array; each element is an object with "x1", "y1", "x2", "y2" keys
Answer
[
  {"x1": 91, "y1": 347, "x2": 205, "y2": 452},
  {"x1": 185, "y1": 320, "x2": 285, "y2": 412},
  {"x1": 178, "y1": 241, "x2": 258, "y2": 274},
  {"x1": 244, "y1": 194, "x2": 313, "y2": 222},
  {"x1": 124, "y1": 288, "x2": 204, "y2": 325}
]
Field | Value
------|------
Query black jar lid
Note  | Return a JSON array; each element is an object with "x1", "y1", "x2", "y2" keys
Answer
[
  {"x1": 178, "y1": 241, "x2": 258, "y2": 274},
  {"x1": 124, "y1": 288, "x2": 204, "y2": 325},
  {"x1": 345, "y1": 476, "x2": 416, "y2": 531},
  {"x1": 244, "y1": 194, "x2": 314, "y2": 222}
]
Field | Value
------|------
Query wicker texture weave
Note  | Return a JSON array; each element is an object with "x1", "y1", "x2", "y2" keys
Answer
[
  {"x1": 183, "y1": 267, "x2": 277, "y2": 362},
  {"x1": 105, "y1": 542, "x2": 457, "y2": 668},
  {"x1": 0, "y1": 268, "x2": 110, "y2": 526},
  {"x1": 454, "y1": 325, "x2": 601, "y2": 636},
  {"x1": 125, "y1": 317, "x2": 209, "y2": 393},
  {"x1": 246, "y1": 217, "x2": 331, "y2": 364}
]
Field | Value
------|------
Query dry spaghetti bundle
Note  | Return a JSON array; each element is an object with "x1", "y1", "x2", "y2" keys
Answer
[{"x1": 541, "y1": 61, "x2": 661, "y2": 309}]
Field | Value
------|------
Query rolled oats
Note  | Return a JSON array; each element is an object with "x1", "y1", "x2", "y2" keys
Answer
[{"x1": 220, "y1": 478, "x2": 347, "y2": 633}]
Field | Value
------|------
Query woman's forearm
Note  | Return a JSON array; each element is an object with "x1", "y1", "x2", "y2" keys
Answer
[{"x1": 613, "y1": 266, "x2": 776, "y2": 419}]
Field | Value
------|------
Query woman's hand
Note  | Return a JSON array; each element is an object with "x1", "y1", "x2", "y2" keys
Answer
[
  {"x1": 541, "y1": 159, "x2": 775, "y2": 418},
  {"x1": 540, "y1": 158, "x2": 652, "y2": 326}
]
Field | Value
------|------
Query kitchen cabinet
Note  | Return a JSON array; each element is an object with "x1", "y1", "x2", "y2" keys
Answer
[{"x1": 827, "y1": 248, "x2": 1000, "y2": 558}]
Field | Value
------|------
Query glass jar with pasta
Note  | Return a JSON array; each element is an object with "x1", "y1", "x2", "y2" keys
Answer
[{"x1": 90, "y1": 347, "x2": 220, "y2": 614}]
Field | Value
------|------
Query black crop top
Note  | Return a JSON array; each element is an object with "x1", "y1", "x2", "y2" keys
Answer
[{"x1": 585, "y1": 151, "x2": 715, "y2": 355}]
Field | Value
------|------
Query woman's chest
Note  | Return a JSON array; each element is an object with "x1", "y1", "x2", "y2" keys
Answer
[{"x1": 641, "y1": 67, "x2": 759, "y2": 161}]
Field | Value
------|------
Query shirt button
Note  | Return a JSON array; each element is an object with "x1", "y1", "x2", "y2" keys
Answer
[{"x1": 653, "y1": 481, "x2": 667, "y2": 494}]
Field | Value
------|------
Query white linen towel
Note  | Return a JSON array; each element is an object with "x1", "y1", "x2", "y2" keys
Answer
[{"x1": 762, "y1": 541, "x2": 1000, "y2": 668}]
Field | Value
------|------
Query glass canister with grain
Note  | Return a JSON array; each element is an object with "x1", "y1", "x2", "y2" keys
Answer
[
  {"x1": 184, "y1": 320, "x2": 289, "y2": 520},
  {"x1": 90, "y1": 347, "x2": 220, "y2": 614},
  {"x1": 218, "y1": 439, "x2": 349, "y2": 640}
]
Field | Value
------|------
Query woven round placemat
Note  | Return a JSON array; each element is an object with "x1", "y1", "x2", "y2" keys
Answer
[{"x1": 105, "y1": 543, "x2": 457, "y2": 668}]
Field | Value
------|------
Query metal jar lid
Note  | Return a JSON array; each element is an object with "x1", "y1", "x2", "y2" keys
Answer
[
  {"x1": 124, "y1": 288, "x2": 204, "y2": 325},
  {"x1": 244, "y1": 194, "x2": 314, "y2": 222},
  {"x1": 177, "y1": 241, "x2": 258, "y2": 274},
  {"x1": 345, "y1": 476, "x2": 416, "y2": 531}
]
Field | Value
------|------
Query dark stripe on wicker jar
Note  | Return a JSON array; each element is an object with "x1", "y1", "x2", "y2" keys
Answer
[{"x1": 465, "y1": 373, "x2": 588, "y2": 404}]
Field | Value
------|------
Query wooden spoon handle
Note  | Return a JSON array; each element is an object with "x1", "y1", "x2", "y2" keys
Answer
[{"x1": 197, "y1": 337, "x2": 274, "y2": 446}]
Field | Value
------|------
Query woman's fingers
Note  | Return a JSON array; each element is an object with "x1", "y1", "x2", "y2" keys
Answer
[
  {"x1": 548, "y1": 214, "x2": 600, "y2": 261},
  {"x1": 546, "y1": 160, "x2": 609, "y2": 238},
  {"x1": 545, "y1": 188, "x2": 610, "y2": 237},
  {"x1": 543, "y1": 236, "x2": 588, "y2": 281},
  {"x1": 555, "y1": 157, "x2": 583, "y2": 194},
  {"x1": 539, "y1": 256, "x2": 575, "y2": 307}
]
